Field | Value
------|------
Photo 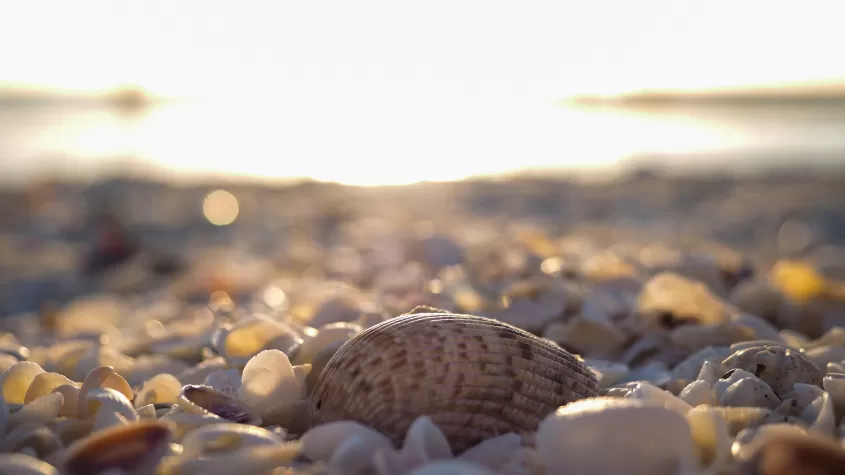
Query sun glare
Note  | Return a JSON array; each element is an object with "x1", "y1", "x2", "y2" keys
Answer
[{"x1": 1, "y1": 1, "x2": 843, "y2": 185}]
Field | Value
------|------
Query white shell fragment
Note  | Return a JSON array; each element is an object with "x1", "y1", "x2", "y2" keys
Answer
[{"x1": 536, "y1": 397, "x2": 697, "y2": 475}]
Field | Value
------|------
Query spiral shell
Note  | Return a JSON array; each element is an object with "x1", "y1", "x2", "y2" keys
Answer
[{"x1": 311, "y1": 311, "x2": 600, "y2": 452}]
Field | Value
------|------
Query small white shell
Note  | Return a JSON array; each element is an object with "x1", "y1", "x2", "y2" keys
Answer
[
  {"x1": 301, "y1": 420, "x2": 393, "y2": 462},
  {"x1": 237, "y1": 350, "x2": 309, "y2": 423},
  {"x1": 697, "y1": 360, "x2": 722, "y2": 387},
  {"x1": 329, "y1": 436, "x2": 383, "y2": 475},
  {"x1": 536, "y1": 397, "x2": 697, "y2": 475},
  {"x1": 801, "y1": 392, "x2": 836, "y2": 436},
  {"x1": 134, "y1": 373, "x2": 182, "y2": 408},
  {"x1": 403, "y1": 415, "x2": 453, "y2": 462},
  {"x1": 823, "y1": 373, "x2": 845, "y2": 423},
  {"x1": 719, "y1": 377, "x2": 781, "y2": 409},
  {"x1": 86, "y1": 388, "x2": 138, "y2": 423},
  {"x1": 679, "y1": 380, "x2": 715, "y2": 407},
  {"x1": 713, "y1": 369, "x2": 756, "y2": 402}
]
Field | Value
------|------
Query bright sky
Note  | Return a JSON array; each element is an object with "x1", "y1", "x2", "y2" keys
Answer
[
  {"x1": 1, "y1": 0, "x2": 843, "y2": 100},
  {"x1": 1, "y1": 0, "x2": 843, "y2": 186}
]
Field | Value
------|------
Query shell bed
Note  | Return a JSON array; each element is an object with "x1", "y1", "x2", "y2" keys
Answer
[{"x1": 3, "y1": 196, "x2": 845, "y2": 475}]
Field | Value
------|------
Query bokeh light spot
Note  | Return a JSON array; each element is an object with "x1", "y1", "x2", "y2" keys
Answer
[{"x1": 203, "y1": 189, "x2": 239, "y2": 226}]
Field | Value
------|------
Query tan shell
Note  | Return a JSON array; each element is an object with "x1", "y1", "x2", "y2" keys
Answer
[
  {"x1": 311, "y1": 311, "x2": 600, "y2": 452},
  {"x1": 61, "y1": 420, "x2": 173, "y2": 475},
  {"x1": 738, "y1": 431, "x2": 845, "y2": 475}
]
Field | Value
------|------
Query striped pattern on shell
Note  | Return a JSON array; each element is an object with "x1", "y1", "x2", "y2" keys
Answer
[{"x1": 310, "y1": 312, "x2": 600, "y2": 452}]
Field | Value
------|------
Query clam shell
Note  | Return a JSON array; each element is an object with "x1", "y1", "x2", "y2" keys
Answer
[{"x1": 311, "y1": 312, "x2": 600, "y2": 452}]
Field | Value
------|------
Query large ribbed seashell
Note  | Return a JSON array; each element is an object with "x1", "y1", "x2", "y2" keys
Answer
[{"x1": 311, "y1": 311, "x2": 600, "y2": 452}]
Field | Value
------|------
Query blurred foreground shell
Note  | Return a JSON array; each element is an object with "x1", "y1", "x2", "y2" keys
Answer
[
  {"x1": 739, "y1": 431, "x2": 845, "y2": 475},
  {"x1": 311, "y1": 311, "x2": 600, "y2": 452},
  {"x1": 61, "y1": 420, "x2": 174, "y2": 475}
]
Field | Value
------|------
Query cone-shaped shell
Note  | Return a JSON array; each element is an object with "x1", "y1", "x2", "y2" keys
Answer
[{"x1": 311, "y1": 311, "x2": 600, "y2": 451}]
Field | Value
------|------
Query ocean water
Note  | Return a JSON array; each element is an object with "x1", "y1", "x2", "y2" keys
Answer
[{"x1": 1, "y1": 96, "x2": 844, "y2": 186}]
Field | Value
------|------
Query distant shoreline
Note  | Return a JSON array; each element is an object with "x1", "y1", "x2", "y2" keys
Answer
[
  {"x1": 566, "y1": 88, "x2": 845, "y2": 109},
  {"x1": 0, "y1": 87, "x2": 172, "y2": 110}
]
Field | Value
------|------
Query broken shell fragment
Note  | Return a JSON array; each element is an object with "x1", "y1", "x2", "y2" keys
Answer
[
  {"x1": 177, "y1": 384, "x2": 261, "y2": 425},
  {"x1": 722, "y1": 345, "x2": 824, "y2": 398},
  {"x1": 77, "y1": 366, "x2": 134, "y2": 419}
]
